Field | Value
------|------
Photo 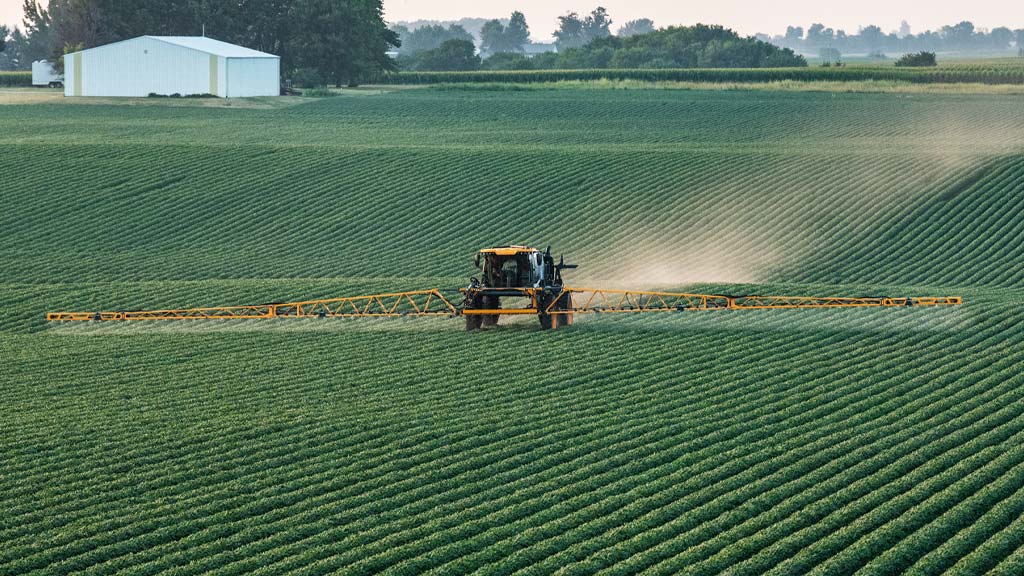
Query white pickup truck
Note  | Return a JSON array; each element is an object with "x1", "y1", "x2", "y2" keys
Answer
[{"x1": 32, "y1": 60, "x2": 64, "y2": 88}]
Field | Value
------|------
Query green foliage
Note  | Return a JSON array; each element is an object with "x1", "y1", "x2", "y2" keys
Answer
[
  {"x1": 379, "y1": 62, "x2": 1024, "y2": 85},
  {"x1": 554, "y1": 7, "x2": 612, "y2": 50},
  {"x1": 18, "y1": 0, "x2": 398, "y2": 84},
  {"x1": 290, "y1": 67, "x2": 326, "y2": 88},
  {"x1": 280, "y1": 0, "x2": 398, "y2": 86},
  {"x1": 897, "y1": 51, "x2": 939, "y2": 67},
  {"x1": 399, "y1": 39, "x2": 480, "y2": 72},
  {"x1": 480, "y1": 12, "x2": 530, "y2": 55},
  {"x1": 301, "y1": 87, "x2": 336, "y2": 97},
  {"x1": 518, "y1": 24, "x2": 806, "y2": 70},
  {"x1": 618, "y1": 18, "x2": 655, "y2": 38},
  {"x1": 481, "y1": 52, "x2": 534, "y2": 71},
  {"x1": 2, "y1": 85, "x2": 1024, "y2": 574},
  {"x1": 778, "y1": 19, "x2": 1023, "y2": 55},
  {"x1": 0, "y1": 27, "x2": 31, "y2": 70},
  {"x1": 0, "y1": 71, "x2": 32, "y2": 86},
  {"x1": 396, "y1": 23, "x2": 473, "y2": 54}
]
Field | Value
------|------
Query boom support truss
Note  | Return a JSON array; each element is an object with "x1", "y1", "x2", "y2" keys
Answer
[
  {"x1": 46, "y1": 290, "x2": 458, "y2": 322},
  {"x1": 546, "y1": 289, "x2": 961, "y2": 314},
  {"x1": 46, "y1": 288, "x2": 961, "y2": 323}
]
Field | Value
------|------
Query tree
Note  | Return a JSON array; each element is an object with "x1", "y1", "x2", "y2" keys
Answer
[
  {"x1": 859, "y1": 25, "x2": 885, "y2": 50},
  {"x1": 409, "y1": 39, "x2": 479, "y2": 71},
  {"x1": 480, "y1": 12, "x2": 529, "y2": 54},
  {"x1": 554, "y1": 7, "x2": 611, "y2": 50},
  {"x1": 805, "y1": 23, "x2": 826, "y2": 47},
  {"x1": 505, "y1": 12, "x2": 529, "y2": 50},
  {"x1": 287, "y1": 0, "x2": 399, "y2": 86},
  {"x1": 989, "y1": 27, "x2": 1013, "y2": 50},
  {"x1": 784, "y1": 26, "x2": 804, "y2": 47},
  {"x1": 942, "y1": 21, "x2": 975, "y2": 50},
  {"x1": 549, "y1": 24, "x2": 805, "y2": 69},
  {"x1": 554, "y1": 12, "x2": 586, "y2": 50},
  {"x1": 0, "y1": 25, "x2": 7, "y2": 52},
  {"x1": 479, "y1": 19, "x2": 506, "y2": 54},
  {"x1": 895, "y1": 51, "x2": 936, "y2": 67},
  {"x1": 583, "y1": 7, "x2": 613, "y2": 42},
  {"x1": 618, "y1": 18, "x2": 654, "y2": 38},
  {"x1": 0, "y1": 27, "x2": 30, "y2": 70},
  {"x1": 899, "y1": 20, "x2": 911, "y2": 38},
  {"x1": 482, "y1": 51, "x2": 532, "y2": 70},
  {"x1": 400, "y1": 24, "x2": 473, "y2": 53}
]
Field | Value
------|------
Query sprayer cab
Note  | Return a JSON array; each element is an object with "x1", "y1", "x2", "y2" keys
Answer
[{"x1": 464, "y1": 246, "x2": 578, "y2": 330}]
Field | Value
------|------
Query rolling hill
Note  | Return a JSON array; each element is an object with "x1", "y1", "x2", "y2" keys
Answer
[{"x1": 1, "y1": 86, "x2": 1023, "y2": 574}]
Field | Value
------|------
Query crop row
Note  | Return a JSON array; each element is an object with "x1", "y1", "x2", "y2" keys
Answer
[
  {"x1": 1, "y1": 143, "x2": 1019, "y2": 310},
  {"x1": 0, "y1": 71, "x2": 32, "y2": 87},
  {"x1": 3, "y1": 298, "x2": 1023, "y2": 573},
  {"x1": 3, "y1": 80, "x2": 1024, "y2": 574},
  {"x1": 2, "y1": 91, "x2": 1021, "y2": 314}
]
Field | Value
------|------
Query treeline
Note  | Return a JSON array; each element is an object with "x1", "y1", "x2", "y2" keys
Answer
[
  {"x1": 0, "y1": 0, "x2": 399, "y2": 85},
  {"x1": 394, "y1": 8, "x2": 804, "y2": 72},
  {"x1": 771, "y1": 21, "x2": 1024, "y2": 57},
  {"x1": 536, "y1": 26, "x2": 805, "y2": 69}
]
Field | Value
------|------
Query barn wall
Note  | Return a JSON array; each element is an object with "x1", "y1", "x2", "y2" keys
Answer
[
  {"x1": 225, "y1": 58, "x2": 280, "y2": 97},
  {"x1": 65, "y1": 37, "x2": 219, "y2": 97},
  {"x1": 63, "y1": 54, "x2": 78, "y2": 96}
]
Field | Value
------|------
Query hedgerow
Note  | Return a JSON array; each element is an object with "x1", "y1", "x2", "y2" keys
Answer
[{"x1": 375, "y1": 65, "x2": 1024, "y2": 85}]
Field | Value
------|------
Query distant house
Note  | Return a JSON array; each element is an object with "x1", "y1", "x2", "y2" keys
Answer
[{"x1": 63, "y1": 36, "x2": 279, "y2": 98}]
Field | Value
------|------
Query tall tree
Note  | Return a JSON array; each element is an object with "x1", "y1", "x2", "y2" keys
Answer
[
  {"x1": 288, "y1": 0, "x2": 398, "y2": 86},
  {"x1": 618, "y1": 18, "x2": 654, "y2": 38},
  {"x1": 805, "y1": 23, "x2": 828, "y2": 47},
  {"x1": 858, "y1": 25, "x2": 884, "y2": 50},
  {"x1": 19, "y1": 0, "x2": 53, "y2": 63},
  {"x1": 583, "y1": 7, "x2": 612, "y2": 42},
  {"x1": 554, "y1": 7, "x2": 612, "y2": 50},
  {"x1": 942, "y1": 21, "x2": 976, "y2": 49},
  {"x1": 0, "y1": 25, "x2": 8, "y2": 52},
  {"x1": 505, "y1": 11, "x2": 529, "y2": 51},
  {"x1": 554, "y1": 12, "x2": 585, "y2": 50},
  {"x1": 479, "y1": 19, "x2": 508, "y2": 54},
  {"x1": 988, "y1": 27, "x2": 1014, "y2": 50},
  {"x1": 480, "y1": 12, "x2": 529, "y2": 54}
]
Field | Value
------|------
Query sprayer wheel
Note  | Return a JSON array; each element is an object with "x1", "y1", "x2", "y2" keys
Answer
[{"x1": 481, "y1": 295, "x2": 500, "y2": 327}]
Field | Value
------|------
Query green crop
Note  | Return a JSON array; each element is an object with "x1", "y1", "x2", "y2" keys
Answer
[
  {"x1": 1, "y1": 86, "x2": 1023, "y2": 574},
  {"x1": 0, "y1": 71, "x2": 32, "y2": 87},
  {"x1": 376, "y1": 62, "x2": 1024, "y2": 85}
]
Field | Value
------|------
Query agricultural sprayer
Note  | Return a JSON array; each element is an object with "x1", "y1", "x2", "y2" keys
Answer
[{"x1": 47, "y1": 246, "x2": 961, "y2": 330}]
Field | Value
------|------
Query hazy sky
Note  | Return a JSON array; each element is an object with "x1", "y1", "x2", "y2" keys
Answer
[{"x1": 1, "y1": 0, "x2": 1020, "y2": 39}]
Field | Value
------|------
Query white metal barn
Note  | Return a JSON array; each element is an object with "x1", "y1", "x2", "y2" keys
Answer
[{"x1": 63, "y1": 36, "x2": 279, "y2": 98}]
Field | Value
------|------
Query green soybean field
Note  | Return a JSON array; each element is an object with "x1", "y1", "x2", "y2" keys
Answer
[{"x1": 2, "y1": 85, "x2": 1024, "y2": 575}]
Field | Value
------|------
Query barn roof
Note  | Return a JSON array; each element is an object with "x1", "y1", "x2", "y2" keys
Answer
[{"x1": 148, "y1": 36, "x2": 278, "y2": 58}]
